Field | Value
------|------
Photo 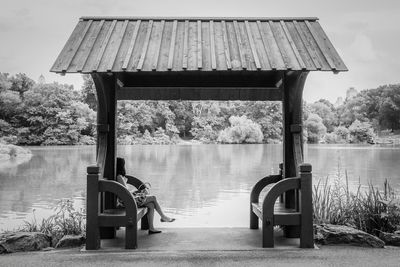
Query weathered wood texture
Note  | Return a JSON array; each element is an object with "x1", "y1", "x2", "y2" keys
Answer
[
  {"x1": 85, "y1": 166, "x2": 149, "y2": 250},
  {"x1": 250, "y1": 163, "x2": 313, "y2": 248},
  {"x1": 51, "y1": 17, "x2": 347, "y2": 73}
]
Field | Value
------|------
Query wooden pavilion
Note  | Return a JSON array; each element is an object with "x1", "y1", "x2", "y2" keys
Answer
[{"x1": 51, "y1": 16, "x2": 347, "y2": 249}]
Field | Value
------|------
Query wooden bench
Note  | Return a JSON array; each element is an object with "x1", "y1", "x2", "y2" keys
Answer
[
  {"x1": 86, "y1": 166, "x2": 149, "y2": 250},
  {"x1": 250, "y1": 163, "x2": 313, "y2": 248}
]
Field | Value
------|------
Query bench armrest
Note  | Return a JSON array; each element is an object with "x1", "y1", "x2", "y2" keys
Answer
[
  {"x1": 98, "y1": 179, "x2": 139, "y2": 217},
  {"x1": 250, "y1": 174, "x2": 282, "y2": 204},
  {"x1": 125, "y1": 175, "x2": 146, "y2": 189},
  {"x1": 262, "y1": 177, "x2": 300, "y2": 212}
]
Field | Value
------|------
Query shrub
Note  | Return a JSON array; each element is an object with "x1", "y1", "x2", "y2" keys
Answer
[
  {"x1": 217, "y1": 116, "x2": 263, "y2": 144},
  {"x1": 348, "y1": 120, "x2": 375, "y2": 144},
  {"x1": 305, "y1": 114, "x2": 327, "y2": 143}
]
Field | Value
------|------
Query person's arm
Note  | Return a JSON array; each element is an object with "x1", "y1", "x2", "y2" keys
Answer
[{"x1": 116, "y1": 174, "x2": 128, "y2": 188}]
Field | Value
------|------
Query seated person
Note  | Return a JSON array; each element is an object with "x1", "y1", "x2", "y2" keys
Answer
[{"x1": 116, "y1": 157, "x2": 175, "y2": 234}]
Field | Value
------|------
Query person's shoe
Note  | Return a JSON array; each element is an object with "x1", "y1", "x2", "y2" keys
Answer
[
  {"x1": 149, "y1": 230, "x2": 162, "y2": 235},
  {"x1": 160, "y1": 218, "x2": 175, "y2": 222}
]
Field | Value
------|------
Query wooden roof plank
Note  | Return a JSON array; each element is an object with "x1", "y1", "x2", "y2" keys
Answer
[
  {"x1": 106, "y1": 20, "x2": 129, "y2": 72},
  {"x1": 248, "y1": 21, "x2": 271, "y2": 70},
  {"x1": 197, "y1": 20, "x2": 202, "y2": 69},
  {"x1": 57, "y1": 20, "x2": 92, "y2": 72},
  {"x1": 150, "y1": 20, "x2": 165, "y2": 71},
  {"x1": 305, "y1": 21, "x2": 336, "y2": 70},
  {"x1": 259, "y1": 21, "x2": 286, "y2": 70},
  {"x1": 92, "y1": 20, "x2": 117, "y2": 72},
  {"x1": 80, "y1": 16, "x2": 319, "y2": 22},
  {"x1": 256, "y1": 21, "x2": 274, "y2": 70},
  {"x1": 75, "y1": 20, "x2": 105, "y2": 72},
  {"x1": 182, "y1": 20, "x2": 189, "y2": 70},
  {"x1": 269, "y1": 21, "x2": 300, "y2": 70},
  {"x1": 233, "y1": 20, "x2": 247, "y2": 70},
  {"x1": 122, "y1": 20, "x2": 141, "y2": 70},
  {"x1": 311, "y1": 21, "x2": 347, "y2": 71},
  {"x1": 293, "y1": 20, "x2": 322, "y2": 70},
  {"x1": 137, "y1": 20, "x2": 154, "y2": 71},
  {"x1": 284, "y1": 21, "x2": 316, "y2": 70},
  {"x1": 245, "y1": 21, "x2": 261, "y2": 70},
  {"x1": 210, "y1": 21, "x2": 217, "y2": 70},
  {"x1": 168, "y1": 20, "x2": 178, "y2": 70},
  {"x1": 221, "y1": 21, "x2": 232, "y2": 70},
  {"x1": 280, "y1": 21, "x2": 306, "y2": 70}
]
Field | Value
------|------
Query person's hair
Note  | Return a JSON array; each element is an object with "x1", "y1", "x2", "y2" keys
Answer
[{"x1": 116, "y1": 157, "x2": 126, "y2": 176}]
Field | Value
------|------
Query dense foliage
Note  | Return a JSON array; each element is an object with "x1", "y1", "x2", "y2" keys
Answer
[{"x1": 1, "y1": 73, "x2": 399, "y2": 145}]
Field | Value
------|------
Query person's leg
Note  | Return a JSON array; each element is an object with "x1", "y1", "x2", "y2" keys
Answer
[
  {"x1": 143, "y1": 195, "x2": 174, "y2": 222},
  {"x1": 145, "y1": 202, "x2": 161, "y2": 234}
]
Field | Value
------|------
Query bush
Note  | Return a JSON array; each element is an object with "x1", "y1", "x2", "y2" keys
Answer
[
  {"x1": 348, "y1": 120, "x2": 375, "y2": 143},
  {"x1": 305, "y1": 113, "x2": 327, "y2": 143},
  {"x1": 217, "y1": 116, "x2": 263, "y2": 144},
  {"x1": 334, "y1": 126, "x2": 350, "y2": 143}
]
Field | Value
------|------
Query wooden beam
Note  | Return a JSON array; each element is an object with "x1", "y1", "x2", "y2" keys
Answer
[
  {"x1": 233, "y1": 20, "x2": 247, "y2": 70},
  {"x1": 168, "y1": 20, "x2": 178, "y2": 70},
  {"x1": 122, "y1": 20, "x2": 141, "y2": 70},
  {"x1": 245, "y1": 21, "x2": 261, "y2": 70},
  {"x1": 93, "y1": 20, "x2": 117, "y2": 71},
  {"x1": 77, "y1": 20, "x2": 105, "y2": 72},
  {"x1": 117, "y1": 86, "x2": 282, "y2": 101},
  {"x1": 221, "y1": 21, "x2": 232, "y2": 70},
  {"x1": 106, "y1": 20, "x2": 129, "y2": 72},
  {"x1": 152, "y1": 20, "x2": 165, "y2": 71},
  {"x1": 280, "y1": 21, "x2": 306, "y2": 70},
  {"x1": 209, "y1": 21, "x2": 217, "y2": 70},
  {"x1": 61, "y1": 20, "x2": 93, "y2": 72},
  {"x1": 182, "y1": 20, "x2": 189, "y2": 70},
  {"x1": 136, "y1": 20, "x2": 153, "y2": 71},
  {"x1": 197, "y1": 20, "x2": 202, "y2": 69},
  {"x1": 293, "y1": 21, "x2": 321, "y2": 70}
]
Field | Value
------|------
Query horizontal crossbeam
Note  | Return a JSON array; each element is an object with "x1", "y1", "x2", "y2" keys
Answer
[{"x1": 117, "y1": 87, "x2": 282, "y2": 101}]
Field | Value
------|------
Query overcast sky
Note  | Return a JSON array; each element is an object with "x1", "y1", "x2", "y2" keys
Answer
[{"x1": 1, "y1": 0, "x2": 399, "y2": 102}]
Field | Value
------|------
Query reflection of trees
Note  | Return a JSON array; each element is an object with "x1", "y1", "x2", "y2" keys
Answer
[
  {"x1": 118, "y1": 144, "x2": 283, "y2": 211},
  {"x1": 0, "y1": 146, "x2": 95, "y2": 215}
]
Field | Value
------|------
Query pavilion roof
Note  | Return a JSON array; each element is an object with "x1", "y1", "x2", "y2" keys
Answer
[{"x1": 50, "y1": 16, "x2": 347, "y2": 74}]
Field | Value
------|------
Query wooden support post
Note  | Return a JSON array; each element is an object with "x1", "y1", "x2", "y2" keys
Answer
[
  {"x1": 282, "y1": 71, "x2": 308, "y2": 237},
  {"x1": 299, "y1": 163, "x2": 314, "y2": 248},
  {"x1": 86, "y1": 166, "x2": 100, "y2": 250},
  {"x1": 92, "y1": 73, "x2": 117, "y2": 239}
]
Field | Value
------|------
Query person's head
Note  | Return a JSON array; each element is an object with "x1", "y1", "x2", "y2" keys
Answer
[{"x1": 116, "y1": 157, "x2": 126, "y2": 176}]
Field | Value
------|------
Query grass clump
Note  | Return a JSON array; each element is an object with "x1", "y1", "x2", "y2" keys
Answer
[
  {"x1": 313, "y1": 168, "x2": 400, "y2": 236},
  {"x1": 20, "y1": 199, "x2": 85, "y2": 245}
]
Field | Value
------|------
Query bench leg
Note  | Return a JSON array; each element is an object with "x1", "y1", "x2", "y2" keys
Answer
[
  {"x1": 86, "y1": 226, "x2": 100, "y2": 250},
  {"x1": 141, "y1": 214, "x2": 149, "y2": 230},
  {"x1": 125, "y1": 225, "x2": 137, "y2": 249},
  {"x1": 262, "y1": 216, "x2": 274, "y2": 248},
  {"x1": 250, "y1": 210, "x2": 258, "y2": 229}
]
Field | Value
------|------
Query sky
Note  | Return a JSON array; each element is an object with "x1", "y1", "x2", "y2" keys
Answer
[{"x1": 0, "y1": 0, "x2": 399, "y2": 103}]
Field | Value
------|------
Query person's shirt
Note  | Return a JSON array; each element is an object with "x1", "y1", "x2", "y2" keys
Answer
[{"x1": 116, "y1": 174, "x2": 135, "y2": 191}]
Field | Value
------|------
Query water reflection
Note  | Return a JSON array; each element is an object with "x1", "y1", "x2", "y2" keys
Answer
[{"x1": 0, "y1": 144, "x2": 399, "y2": 230}]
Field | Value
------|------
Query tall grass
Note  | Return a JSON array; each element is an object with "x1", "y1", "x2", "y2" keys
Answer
[
  {"x1": 313, "y1": 169, "x2": 400, "y2": 236},
  {"x1": 20, "y1": 199, "x2": 85, "y2": 244}
]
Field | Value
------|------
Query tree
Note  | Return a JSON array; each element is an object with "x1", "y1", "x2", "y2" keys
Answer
[
  {"x1": 217, "y1": 115, "x2": 263, "y2": 144},
  {"x1": 0, "y1": 73, "x2": 11, "y2": 92},
  {"x1": 9, "y1": 73, "x2": 35, "y2": 100},
  {"x1": 310, "y1": 100, "x2": 337, "y2": 132},
  {"x1": 81, "y1": 75, "x2": 97, "y2": 111},
  {"x1": 348, "y1": 120, "x2": 375, "y2": 144},
  {"x1": 304, "y1": 113, "x2": 327, "y2": 143}
]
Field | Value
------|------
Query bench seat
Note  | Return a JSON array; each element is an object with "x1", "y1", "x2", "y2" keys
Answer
[
  {"x1": 99, "y1": 207, "x2": 148, "y2": 227},
  {"x1": 251, "y1": 202, "x2": 300, "y2": 226}
]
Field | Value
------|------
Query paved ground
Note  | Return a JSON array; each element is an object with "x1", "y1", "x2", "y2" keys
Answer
[{"x1": 1, "y1": 228, "x2": 399, "y2": 267}]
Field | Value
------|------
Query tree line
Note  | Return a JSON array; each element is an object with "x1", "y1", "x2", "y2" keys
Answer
[{"x1": 1, "y1": 73, "x2": 399, "y2": 145}]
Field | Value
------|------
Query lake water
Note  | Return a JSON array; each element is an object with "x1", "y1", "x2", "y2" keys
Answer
[{"x1": 1, "y1": 144, "x2": 399, "y2": 231}]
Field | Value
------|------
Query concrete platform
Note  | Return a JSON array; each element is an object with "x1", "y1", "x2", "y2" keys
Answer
[{"x1": 100, "y1": 227, "x2": 300, "y2": 251}]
